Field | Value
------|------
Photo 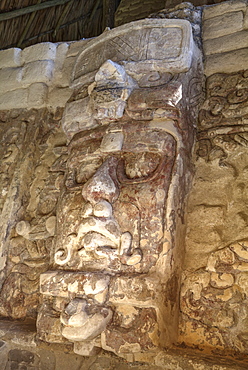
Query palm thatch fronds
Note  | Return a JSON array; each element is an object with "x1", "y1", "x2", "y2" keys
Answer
[{"x1": 0, "y1": 0, "x2": 120, "y2": 50}]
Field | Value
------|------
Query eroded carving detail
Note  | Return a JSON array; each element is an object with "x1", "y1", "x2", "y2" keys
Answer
[
  {"x1": 197, "y1": 70, "x2": 248, "y2": 162},
  {"x1": 180, "y1": 69, "x2": 248, "y2": 355},
  {"x1": 0, "y1": 108, "x2": 66, "y2": 319}
]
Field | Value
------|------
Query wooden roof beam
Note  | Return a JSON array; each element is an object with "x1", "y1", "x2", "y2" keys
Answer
[{"x1": 0, "y1": 0, "x2": 71, "y2": 22}]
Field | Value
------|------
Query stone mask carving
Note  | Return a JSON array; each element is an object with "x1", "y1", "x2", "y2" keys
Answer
[
  {"x1": 54, "y1": 122, "x2": 176, "y2": 273},
  {"x1": 38, "y1": 18, "x2": 203, "y2": 361}
]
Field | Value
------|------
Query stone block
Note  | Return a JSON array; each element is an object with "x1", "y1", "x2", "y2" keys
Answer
[
  {"x1": 67, "y1": 39, "x2": 91, "y2": 57},
  {"x1": 48, "y1": 87, "x2": 72, "y2": 108},
  {"x1": 28, "y1": 83, "x2": 48, "y2": 108},
  {"x1": 204, "y1": 48, "x2": 248, "y2": 75},
  {"x1": 62, "y1": 98, "x2": 96, "y2": 139},
  {"x1": 245, "y1": 8, "x2": 248, "y2": 29},
  {"x1": 0, "y1": 48, "x2": 22, "y2": 68},
  {"x1": 22, "y1": 42, "x2": 57, "y2": 64},
  {"x1": 37, "y1": 311, "x2": 65, "y2": 343},
  {"x1": 54, "y1": 55, "x2": 75, "y2": 88},
  {"x1": 22, "y1": 60, "x2": 54, "y2": 86},
  {"x1": 203, "y1": 11, "x2": 243, "y2": 40},
  {"x1": 0, "y1": 67, "x2": 22, "y2": 93},
  {"x1": 0, "y1": 88, "x2": 28, "y2": 110},
  {"x1": 203, "y1": 0, "x2": 247, "y2": 20},
  {"x1": 204, "y1": 30, "x2": 248, "y2": 55},
  {"x1": 53, "y1": 43, "x2": 69, "y2": 87}
]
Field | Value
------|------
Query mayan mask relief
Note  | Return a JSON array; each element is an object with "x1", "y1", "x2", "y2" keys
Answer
[{"x1": 37, "y1": 19, "x2": 203, "y2": 360}]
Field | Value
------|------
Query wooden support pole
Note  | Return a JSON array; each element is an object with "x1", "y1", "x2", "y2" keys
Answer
[{"x1": 0, "y1": 0, "x2": 71, "y2": 22}]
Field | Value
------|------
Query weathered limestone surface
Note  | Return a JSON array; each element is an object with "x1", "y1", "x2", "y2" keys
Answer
[
  {"x1": 0, "y1": 15, "x2": 204, "y2": 366},
  {"x1": 203, "y1": 0, "x2": 247, "y2": 19},
  {"x1": 0, "y1": 48, "x2": 22, "y2": 68},
  {"x1": 0, "y1": 108, "x2": 66, "y2": 320},
  {"x1": 180, "y1": 69, "x2": 248, "y2": 355},
  {"x1": 204, "y1": 30, "x2": 248, "y2": 55},
  {"x1": 0, "y1": 41, "x2": 88, "y2": 110},
  {"x1": 203, "y1": 10, "x2": 244, "y2": 40},
  {"x1": 204, "y1": 48, "x2": 248, "y2": 76},
  {"x1": 149, "y1": 2, "x2": 202, "y2": 49},
  {"x1": 21, "y1": 42, "x2": 57, "y2": 64},
  {"x1": 202, "y1": 0, "x2": 248, "y2": 75},
  {"x1": 245, "y1": 6, "x2": 248, "y2": 27}
]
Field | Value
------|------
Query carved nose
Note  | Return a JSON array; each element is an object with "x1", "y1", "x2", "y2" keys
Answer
[{"x1": 82, "y1": 157, "x2": 119, "y2": 204}]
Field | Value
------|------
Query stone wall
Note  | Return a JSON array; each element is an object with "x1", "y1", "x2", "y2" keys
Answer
[
  {"x1": 202, "y1": 0, "x2": 248, "y2": 75},
  {"x1": 179, "y1": 0, "x2": 248, "y2": 358},
  {"x1": 0, "y1": 40, "x2": 90, "y2": 111},
  {"x1": 1, "y1": 1, "x2": 248, "y2": 369}
]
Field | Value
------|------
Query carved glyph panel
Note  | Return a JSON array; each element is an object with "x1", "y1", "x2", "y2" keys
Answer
[{"x1": 72, "y1": 19, "x2": 194, "y2": 86}]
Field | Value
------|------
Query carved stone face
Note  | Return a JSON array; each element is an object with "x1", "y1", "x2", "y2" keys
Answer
[
  {"x1": 50, "y1": 118, "x2": 177, "y2": 347},
  {"x1": 55, "y1": 121, "x2": 176, "y2": 274},
  {"x1": 38, "y1": 18, "x2": 202, "y2": 357}
]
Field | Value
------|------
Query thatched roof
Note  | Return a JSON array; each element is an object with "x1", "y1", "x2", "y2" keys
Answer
[
  {"x1": 0, "y1": 0, "x2": 120, "y2": 50},
  {"x1": 0, "y1": 0, "x2": 226, "y2": 50}
]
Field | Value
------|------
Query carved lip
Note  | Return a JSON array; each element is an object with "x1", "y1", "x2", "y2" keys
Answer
[
  {"x1": 78, "y1": 217, "x2": 121, "y2": 245},
  {"x1": 81, "y1": 231, "x2": 119, "y2": 251}
]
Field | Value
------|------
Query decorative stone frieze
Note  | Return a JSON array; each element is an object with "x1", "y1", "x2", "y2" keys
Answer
[
  {"x1": 181, "y1": 68, "x2": 248, "y2": 354},
  {"x1": 0, "y1": 108, "x2": 66, "y2": 320}
]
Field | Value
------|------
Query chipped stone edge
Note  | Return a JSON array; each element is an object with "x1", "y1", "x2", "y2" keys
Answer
[{"x1": 72, "y1": 18, "x2": 194, "y2": 88}]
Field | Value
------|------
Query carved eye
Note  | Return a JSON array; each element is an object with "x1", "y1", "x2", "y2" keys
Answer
[{"x1": 117, "y1": 152, "x2": 165, "y2": 184}]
